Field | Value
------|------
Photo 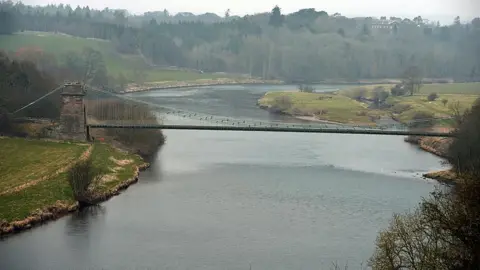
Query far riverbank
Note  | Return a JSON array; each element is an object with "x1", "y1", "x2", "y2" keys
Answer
[{"x1": 123, "y1": 78, "x2": 284, "y2": 93}]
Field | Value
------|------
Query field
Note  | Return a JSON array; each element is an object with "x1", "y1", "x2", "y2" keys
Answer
[
  {"x1": 421, "y1": 83, "x2": 480, "y2": 95},
  {"x1": 259, "y1": 83, "x2": 480, "y2": 126},
  {"x1": 0, "y1": 32, "x2": 228, "y2": 81},
  {"x1": 0, "y1": 137, "x2": 144, "y2": 222},
  {"x1": 258, "y1": 91, "x2": 383, "y2": 125}
]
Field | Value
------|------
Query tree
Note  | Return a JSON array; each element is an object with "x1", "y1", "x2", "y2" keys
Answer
[
  {"x1": 392, "y1": 23, "x2": 398, "y2": 35},
  {"x1": 361, "y1": 24, "x2": 370, "y2": 36},
  {"x1": 402, "y1": 66, "x2": 423, "y2": 96},
  {"x1": 67, "y1": 157, "x2": 105, "y2": 207},
  {"x1": 370, "y1": 98, "x2": 480, "y2": 269},
  {"x1": 225, "y1": 9, "x2": 230, "y2": 19},
  {"x1": 447, "y1": 98, "x2": 480, "y2": 178},
  {"x1": 372, "y1": 86, "x2": 389, "y2": 107},
  {"x1": 81, "y1": 47, "x2": 108, "y2": 86},
  {"x1": 269, "y1": 6, "x2": 284, "y2": 28},
  {"x1": 454, "y1": 16, "x2": 461, "y2": 25},
  {"x1": 442, "y1": 98, "x2": 448, "y2": 106}
]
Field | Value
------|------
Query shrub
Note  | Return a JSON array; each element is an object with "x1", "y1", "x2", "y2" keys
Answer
[
  {"x1": 442, "y1": 98, "x2": 448, "y2": 106},
  {"x1": 390, "y1": 103, "x2": 411, "y2": 114},
  {"x1": 272, "y1": 96, "x2": 293, "y2": 112},
  {"x1": 349, "y1": 88, "x2": 367, "y2": 101},
  {"x1": 390, "y1": 84, "x2": 407, "y2": 96},
  {"x1": 87, "y1": 99, "x2": 166, "y2": 160},
  {"x1": 427, "y1": 92, "x2": 439, "y2": 101},
  {"x1": 67, "y1": 156, "x2": 104, "y2": 205},
  {"x1": 298, "y1": 84, "x2": 314, "y2": 93},
  {"x1": 409, "y1": 111, "x2": 435, "y2": 128}
]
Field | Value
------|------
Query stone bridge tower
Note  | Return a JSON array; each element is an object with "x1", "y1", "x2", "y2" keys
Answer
[{"x1": 59, "y1": 82, "x2": 86, "y2": 141}]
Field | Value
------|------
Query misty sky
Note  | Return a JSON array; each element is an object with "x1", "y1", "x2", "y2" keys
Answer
[{"x1": 21, "y1": 0, "x2": 479, "y2": 23}]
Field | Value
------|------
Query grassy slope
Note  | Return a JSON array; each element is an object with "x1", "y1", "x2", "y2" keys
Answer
[
  {"x1": 259, "y1": 83, "x2": 479, "y2": 125},
  {"x1": 0, "y1": 31, "x2": 226, "y2": 81},
  {"x1": 0, "y1": 138, "x2": 144, "y2": 222},
  {"x1": 258, "y1": 91, "x2": 383, "y2": 125}
]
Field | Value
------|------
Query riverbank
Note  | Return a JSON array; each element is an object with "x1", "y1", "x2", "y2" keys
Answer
[
  {"x1": 0, "y1": 137, "x2": 149, "y2": 237},
  {"x1": 123, "y1": 78, "x2": 284, "y2": 93}
]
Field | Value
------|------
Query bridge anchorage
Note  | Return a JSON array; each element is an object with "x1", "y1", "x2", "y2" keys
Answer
[{"x1": 11, "y1": 82, "x2": 456, "y2": 141}]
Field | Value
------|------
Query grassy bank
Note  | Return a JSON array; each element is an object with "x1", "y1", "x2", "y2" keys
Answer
[
  {"x1": 125, "y1": 78, "x2": 284, "y2": 93},
  {"x1": 258, "y1": 83, "x2": 479, "y2": 126},
  {"x1": 258, "y1": 91, "x2": 384, "y2": 125},
  {"x1": 0, "y1": 32, "x2": 230, "y2": 81},
  {"x1": 0, "y1": 137, "x2": 146, "y2": 234}
]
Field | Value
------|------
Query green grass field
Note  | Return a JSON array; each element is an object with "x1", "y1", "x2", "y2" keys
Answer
[
  {"x1": 0, "y1": 138, "x2": 144, "y2": 222},
  {"x1": 337, "y1": 83, "x2": 479, "y2": 123},
  {"x1": 421, "y1": 83, "x2": 480, "y2": 95},
  {"x1": 0, "y1": 31, "x2": 228, "y2": 82},
  {"x1": 259, "y1": 82, "x2": 480, "y2": 125},
  {"x1": 258, "y1": 91, "x2": 383, "y2": 125}
]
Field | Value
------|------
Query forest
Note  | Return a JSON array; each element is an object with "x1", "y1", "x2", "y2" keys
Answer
[{"x1": 0, "y1": 1, "x2": 479, "y2": 83}]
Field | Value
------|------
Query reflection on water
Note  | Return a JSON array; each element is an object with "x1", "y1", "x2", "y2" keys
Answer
[{"x1": 0, "y1": 85, "x2": 444, "y2": 270}]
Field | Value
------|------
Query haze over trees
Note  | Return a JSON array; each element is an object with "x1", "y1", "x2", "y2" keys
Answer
[{"x1": 0, "y1": 2, "x2": 479, "y2": 83}]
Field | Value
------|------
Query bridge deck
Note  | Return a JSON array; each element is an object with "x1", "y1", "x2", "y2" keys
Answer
[{"x1": 86, "y1": 124, "x2": 454, "y2": 137}]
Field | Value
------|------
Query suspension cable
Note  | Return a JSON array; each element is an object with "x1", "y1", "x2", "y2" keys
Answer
[{"x1": 9, "y1": 85, "x2": 65, "y2": 115}]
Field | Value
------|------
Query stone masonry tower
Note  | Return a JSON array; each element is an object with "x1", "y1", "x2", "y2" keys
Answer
[{"x1": 59, "y1": 82, "x2": 86, "y2": 141}]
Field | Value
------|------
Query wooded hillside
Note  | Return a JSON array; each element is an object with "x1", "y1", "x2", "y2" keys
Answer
[{"x1": 1, "y1": 2, "x2": 479, "y2": 83}]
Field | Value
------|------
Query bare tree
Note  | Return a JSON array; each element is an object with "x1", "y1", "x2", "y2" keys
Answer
[{"x1": 402, "y1": 66, "x2": 423, "y2": 96}]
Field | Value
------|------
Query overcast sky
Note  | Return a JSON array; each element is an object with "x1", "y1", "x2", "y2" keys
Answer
[{"x1": 21, "y1": 0, "x2": 479, "y2": 23}]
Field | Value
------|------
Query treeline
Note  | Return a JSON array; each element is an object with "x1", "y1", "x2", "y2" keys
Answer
[
  {"x1": 0, "y1": 51, "x2": 59, "y2": 125},
  {"x1": 1, "y1": 2, "x2": 480, "y2": 82},
  {"x1": 0, "y1": 45, "x2": 126, "y2": 133}
]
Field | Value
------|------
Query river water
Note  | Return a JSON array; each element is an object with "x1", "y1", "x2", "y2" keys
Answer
[{"x1": 0, "y1": 85, "x2": 445, "y2": 269}]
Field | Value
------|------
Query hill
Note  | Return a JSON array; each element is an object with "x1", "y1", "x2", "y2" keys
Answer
[{"x1": 0, "y1": 32, "x2": 230, "y2": 82}]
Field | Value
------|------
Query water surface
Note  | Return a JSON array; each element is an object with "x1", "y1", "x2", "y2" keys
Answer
[{"x1": 0, "y1": 85, "x2": 445, "y2": 269}]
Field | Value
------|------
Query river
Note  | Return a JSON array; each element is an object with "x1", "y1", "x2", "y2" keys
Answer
[{"x1": 0, "y1": 85, "x2": 446, "y2": 269}]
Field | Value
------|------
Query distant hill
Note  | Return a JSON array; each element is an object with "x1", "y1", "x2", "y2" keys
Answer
[{"x1": 0, "y1": 31, "x2": 228, "y2": 82}]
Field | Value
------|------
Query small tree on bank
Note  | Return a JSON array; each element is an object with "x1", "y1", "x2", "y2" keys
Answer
[{"x1": 67, "y1": 156, "x2": 105, "y2": 207}]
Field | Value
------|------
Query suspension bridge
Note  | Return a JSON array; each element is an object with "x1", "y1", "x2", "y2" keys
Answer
[{"x1": 8, "y1": 83, "x2": 456, "y2": 139}]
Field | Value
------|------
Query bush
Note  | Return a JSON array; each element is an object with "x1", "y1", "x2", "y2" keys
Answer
[
  {"x1": 272, "y1": 96, "x2": 293, "y2": 112},
  {"x1": 427, "y1": 92, "x2": 439, "y2": 101},
  {"x1": 298, "y1": 84, "x2": 314, "y2": 93},
  {"x1": 390, "y1": 84, "x2": 407, "y2": 96},
  {"x1": 67, "y1": 156, "x2": 104, "y2": 205},
  {"x1": 87, "y1": 99, "x2": 166, "y2": 159},
  {"x1": 442, "y1": 99, "x2": 448, "y2": 106},
  {"x1": 409, "y1": 111, "x2": 435, "y2": 128},
  {"x1": 349, "y1": 88, "x2": 367, "y2": 101},
  {"x1": 390, "y1": 103, "x2": 411, "y2": 114},
  {"x1": 372, "y1": 87, "x2": 389, "y2": 107}
]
